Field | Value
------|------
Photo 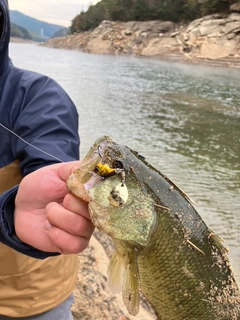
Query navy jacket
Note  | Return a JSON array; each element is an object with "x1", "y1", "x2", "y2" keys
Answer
[{"x1": 0, "y1": 0, "x2": 80, "y2": 258}]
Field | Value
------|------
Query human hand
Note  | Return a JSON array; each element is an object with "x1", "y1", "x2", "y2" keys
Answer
[{"x1": 14, "y1": 161, "x2": 94, "y2": 254}]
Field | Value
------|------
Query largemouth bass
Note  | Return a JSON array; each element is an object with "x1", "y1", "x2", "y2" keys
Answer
[{"x1": 67, "y1": 136, "x2": 240, "y2": 320}]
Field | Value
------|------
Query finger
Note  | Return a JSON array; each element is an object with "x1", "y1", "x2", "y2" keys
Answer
[
  {"x1": 44, "y1": 221, "x2": 91, "y2": 254},
  {"x1": 46, "y1": 202, "x2": 94, "y2": 237},
  {"x1": 63, "y1": 193, "x2": 90, "y2": 220},
  {"x1": 56, "y1": 161, "x2": 81, "y2": 183}
]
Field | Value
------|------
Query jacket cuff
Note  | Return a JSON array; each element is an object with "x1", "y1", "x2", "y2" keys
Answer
[{"x1": 0, "y1": 186, "x2": 59, "y2": 259}]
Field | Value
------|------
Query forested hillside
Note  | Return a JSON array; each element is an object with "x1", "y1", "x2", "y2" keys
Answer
[
  {"x1": 10, "y1": 23, "x2": 45, "y2": 42},
  {"x1": 71, "y1": 0, "x2": 240, "y2": 32},
  {"x1": 10, "y1": 10, "x2": 65, "y2": 38}
]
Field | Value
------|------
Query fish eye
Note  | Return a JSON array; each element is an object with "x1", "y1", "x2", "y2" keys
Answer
[
  {"x1": 93, "y1": 165, "x2": 99, "y2": 173},
  {"x1": 113, "y1": 160, "x2": 123, "y2": 170}
]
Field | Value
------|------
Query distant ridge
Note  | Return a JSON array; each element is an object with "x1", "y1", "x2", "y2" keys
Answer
[{"x1": 9, "y1": 10, "x2": 66, "y2": 38}]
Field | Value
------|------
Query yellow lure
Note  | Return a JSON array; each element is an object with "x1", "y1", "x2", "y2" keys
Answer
[{"x1": 94, "y1": 163, "x2": 117, "y2": 178}]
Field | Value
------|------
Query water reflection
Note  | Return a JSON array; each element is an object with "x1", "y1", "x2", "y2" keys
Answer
[{"x1": 9, "y1": 43, "x2": 240, "y2": 284}]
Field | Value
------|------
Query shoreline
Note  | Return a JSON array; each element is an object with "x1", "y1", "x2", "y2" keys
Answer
[
  {"x1": 11, "y1": 31, "x2": 240, "y2": 70},
  {"x1": 40, "y1": 14, "x2": 240, "y2": 70},
  {"x1": 145, "y1": 53, "x2": 240, "y2": 69},
  {"x1": 125, "y1": 51, "x2": 240, "y2": 69}
]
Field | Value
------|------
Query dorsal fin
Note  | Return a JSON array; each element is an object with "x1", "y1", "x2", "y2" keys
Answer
[{"x1": 208, "y1": 229, "x2": 229, "y2": 253}]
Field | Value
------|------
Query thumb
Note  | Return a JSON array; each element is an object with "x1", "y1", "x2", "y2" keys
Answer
[{"x1": 56, "y1": 161, "x2": 81, "y2": 182}]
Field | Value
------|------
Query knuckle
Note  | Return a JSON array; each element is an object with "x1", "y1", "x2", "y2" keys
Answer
[
  {"x1": 67, "y1": 238, "x2": 87, "y2": 254},
  {"x1": 49, "y1": 227, "x2": 62, "y2": 245},
  {"x1": 49, "y1": 227, "x2": 87, "y2": 254},
  {"x1": 63, "y1": 193, "x2": 72, "y2": 208},
  {"x1": 70, "y1": 218, "x2": 86, "y2": 235}
]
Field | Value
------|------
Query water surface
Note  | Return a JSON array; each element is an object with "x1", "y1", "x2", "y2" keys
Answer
[{"x1": 9, "y1": 43, "x2": 240, "y2": 284}]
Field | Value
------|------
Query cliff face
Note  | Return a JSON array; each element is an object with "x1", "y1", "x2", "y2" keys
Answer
[{"x1": 43, "y1": 13, "x2": 240, "y2": 68}]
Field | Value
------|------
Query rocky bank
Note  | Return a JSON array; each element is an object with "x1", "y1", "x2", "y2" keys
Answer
[{"x1": 42, "y1": 12, "x2": 240, "y2": 68}]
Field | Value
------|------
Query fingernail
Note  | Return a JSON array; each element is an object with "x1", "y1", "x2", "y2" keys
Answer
[{"x1": 44, "y1": 220, "x2": 52, "y2": 231}]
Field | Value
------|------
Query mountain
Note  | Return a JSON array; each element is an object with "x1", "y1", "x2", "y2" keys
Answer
[
  {"x1": 10, "y1": 23, "x2": 46, "y2": 42},
  {"x1": 9, "y1": 10, "x2": 67, "y2": 38},
  {"x1": 52, "y1": 27, "x2": 69, "y2": 38}
]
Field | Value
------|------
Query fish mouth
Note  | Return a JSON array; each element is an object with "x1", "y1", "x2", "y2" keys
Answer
[
  {"x1": 80, "y1": 136, "x2": 111, "y2": 170},
  {"x1": 66, "y1": 136, "x2": 112, "y2": 201}
]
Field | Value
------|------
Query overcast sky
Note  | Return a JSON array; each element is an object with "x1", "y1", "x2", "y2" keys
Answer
[{"x1": 8, "y1": 0, "x2": 100, "y2": 27}]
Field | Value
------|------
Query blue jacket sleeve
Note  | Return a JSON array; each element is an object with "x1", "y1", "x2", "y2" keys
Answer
[
  {"x1": 0, "y1": 68, "x2": 80, "y2": 258},
  {"x1": 11, "y1": 71, "x2": 80, "y2": 174}
]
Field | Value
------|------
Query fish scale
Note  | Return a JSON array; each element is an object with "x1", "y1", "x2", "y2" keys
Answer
[
  {"x1": 136, "y1": 168, "x2": 239, "y2": 319},
  {"x1": 67, "y1": 136, "x2": 240, "y2": 320},
  {"x1": 139, "y1": 218, "x2": 216, "y2": 319}
]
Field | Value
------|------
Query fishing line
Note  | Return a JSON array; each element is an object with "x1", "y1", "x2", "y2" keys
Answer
[{"x1": 0, "y1": 122, "x2": 65, "y2": 163}]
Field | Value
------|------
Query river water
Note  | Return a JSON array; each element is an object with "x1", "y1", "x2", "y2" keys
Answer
[{"x1": 9, "y1": 43, "x2": 240, "y2": 284}]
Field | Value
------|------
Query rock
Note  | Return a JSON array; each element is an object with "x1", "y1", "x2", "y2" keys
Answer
[
  {"x1": 230, "y1": 3, "x2": 240, "y2": 12},
  {"x1": 141, "y1": 37, "x2": 179, "y2": 56},
  {"x1": 200, "y1": 39, "x2": 237, "y2": 59},
  {"x1": 87, "y1": 37, "x2": 112, "y2": 54},
  {"x1": 222, "y1": 20, "x2": 240, "y2": 34},
  {"x1": 170, "y1": 31, "x2": 180, "y2": 37},
  {"x1": 124, "y1": 29, "x2": 132, "y2": 36},
  {"x1": 198, "y1": 19, "x2": 224, "y2": 36},
  {"x1": 124, "y1": 20, "x2": 174, "y2": 34},
  {"x1": 41, "y1": 14, "x2": 240, "y2": 68},
  {"x1": 153, "y1": 21, "x2": 175, "y2": 33}
]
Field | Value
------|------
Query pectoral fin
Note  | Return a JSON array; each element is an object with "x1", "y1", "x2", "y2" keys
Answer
[
  {"x1": 107, "y1": 251, "x2": 125, "y2": 293},
  {"x1": 107, "y1": 242, "x2": 141, "y2": 316}
]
